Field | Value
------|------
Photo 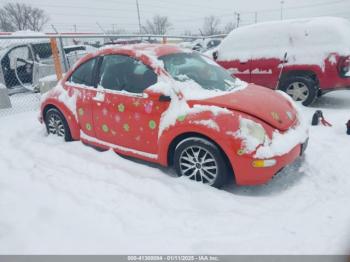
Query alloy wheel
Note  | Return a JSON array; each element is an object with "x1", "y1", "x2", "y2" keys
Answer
[
  {"x1": 286, "y1": 82, "x2": 310, "y2": 102},
  {"x1": 47, "y1": 113, "x2": 66, "y2": 137},
  {"x1": 179, "y1": 145, "x2": 218, "y2": 185}
]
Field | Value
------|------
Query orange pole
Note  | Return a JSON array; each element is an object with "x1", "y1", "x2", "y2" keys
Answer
[{"x1": 50, "y1": 38, "x2": 63, "y2": 80}]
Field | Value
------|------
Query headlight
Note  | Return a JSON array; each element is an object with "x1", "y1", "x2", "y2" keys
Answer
[{"x1": 237, "y1": 118, "x2": 267, "y2": 153}]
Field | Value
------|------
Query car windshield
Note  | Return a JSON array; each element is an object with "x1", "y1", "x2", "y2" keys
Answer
[{"x1": 159, "y1": 52, "x2": 237, "y2": 91}]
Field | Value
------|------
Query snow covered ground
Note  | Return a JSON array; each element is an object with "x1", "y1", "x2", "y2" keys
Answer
[{"x1": 0, "y1": 91, "x2": 350, "y2": 254}]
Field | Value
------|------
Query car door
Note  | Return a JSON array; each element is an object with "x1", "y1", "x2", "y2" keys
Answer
[
  {"x1": 65, "y1": 57, "x2": 99, "y2": 138},
  {"x1": 1, "y1": 45, "x2": 34, "y2": 88},
  {"x1": 91, "y1": 54, "x2": 170, "y2": 155},
  {"x1": 31, "y1": 42, "x2": 55, "y2": 87},
  {"x1": 250, "y1": 57, "x2": 283, "y2": 89},
  {"x1": 218, "y1": 58, "x2": 251, "y2": 83}
]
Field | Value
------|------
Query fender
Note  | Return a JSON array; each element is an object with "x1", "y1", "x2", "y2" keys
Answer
[
  {"x1": 41, "y1": 98, "x2": 81, "y2": 140},
  {"x1": 157, "y1": 112, "x2": 242, "y2": 172}
]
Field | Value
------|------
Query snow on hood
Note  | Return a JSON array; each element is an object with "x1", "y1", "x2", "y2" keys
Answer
[{"x1": 217, "y1": 17, "x2": 350, "y2": 69}]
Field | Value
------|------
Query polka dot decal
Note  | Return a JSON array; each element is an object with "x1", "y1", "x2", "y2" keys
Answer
[
  {"x1": 118, "y1": 103, "x2": 125, "y2": 113},
  {"x1": 102, "y1": 124, "x2": 109, "y2": 133},
  {"x1": 85, "y1": 123, "x2": 92, "y2": 131},
  {"x1": 177, "y1": 115, "x2": 186, "y2": 122},
  {"x1": 78, "y1": 108, "x2": 84, "y2": 116},
  {"x1": 123, "y1": 123, "x2": 130, "y2": 132},
  {"x1": 237, "y1": 149, "x2": 245, "y2": 156},
  {"x1": 133, "y1": 100, "x2": 140, "y2": 107},
  {"x1": 149, "y1": 120, "x2": 157, "y2": 130}
]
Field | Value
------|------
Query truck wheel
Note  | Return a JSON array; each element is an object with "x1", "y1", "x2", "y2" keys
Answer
[
  {"x1": 174, "y1": 137, "x2": 229, "y2": 188},
  {"x1": 280, "y1": 76, "x2": 318, "y2": 106}
]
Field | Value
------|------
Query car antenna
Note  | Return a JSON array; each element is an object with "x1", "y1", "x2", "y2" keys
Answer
[{"x1": 275, "y1": 51, "x2": 288, "y2": 90}]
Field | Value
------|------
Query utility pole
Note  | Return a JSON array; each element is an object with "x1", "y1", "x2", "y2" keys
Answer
[
  {"x1": 112, "y1": 24, "x2": 117, "y2": 33},
  {"x1": 234, "y1": 12, "x2": 240, "y2": 28},
  {"x1": 73, "y1": 24, "x2": 77, "y2": 33},
  {"x1": 280, "y1": 0, "x2": 285, "y2": 20},
  {"x1": 254, "y1": 12, "x2": 258, "y2": 23},
  {"x1": 136, "y1": 0, "x2": 142, "y2": 34}
]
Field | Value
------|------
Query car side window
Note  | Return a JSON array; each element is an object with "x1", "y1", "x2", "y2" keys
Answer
[
  {"x1": 98, "y1": 55, "x2": 157, "y2": 94},
  {"x1": 32, "y1": 43, "x2": 53, "y2": 60},
  {"x1": 69, "y1": 58, "x2": 96, "y2": 86},
  {"x1": 8, "y1": 46, "x2": 32, "y2": 70}
]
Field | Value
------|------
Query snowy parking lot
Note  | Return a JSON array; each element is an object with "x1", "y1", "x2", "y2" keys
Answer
[{"x1": 0, "y1": 91, "x2": 350, "y2": 254}]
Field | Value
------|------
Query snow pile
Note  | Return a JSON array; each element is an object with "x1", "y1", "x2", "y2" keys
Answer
[
  {"x1": 1, "y1": 91, "x2": 350, "y2": 254},
  {"x1": 218, "y1": 17, "x2": 350, "y2": 69}
]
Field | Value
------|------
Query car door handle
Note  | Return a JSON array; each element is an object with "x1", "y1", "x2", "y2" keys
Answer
[{"x1": 93, "y1": 92, "x2": 105, "y2": 102}]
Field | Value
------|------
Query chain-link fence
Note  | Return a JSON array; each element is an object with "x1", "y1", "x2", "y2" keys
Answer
[{"x1": 0, "y1": 33, "x2": 223, "y2": 118}]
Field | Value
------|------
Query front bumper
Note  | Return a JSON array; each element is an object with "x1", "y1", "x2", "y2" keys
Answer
[{"x1": 231, "y1": 139, "x2": 308, "y2": 186}]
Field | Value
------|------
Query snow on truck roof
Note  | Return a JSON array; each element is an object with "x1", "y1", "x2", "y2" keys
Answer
[{"x1": 217, "y1": 16, "x2": 350, "y2": 64}]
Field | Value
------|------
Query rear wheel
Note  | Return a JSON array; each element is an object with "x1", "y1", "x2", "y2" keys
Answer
[
  {"x1": 44, "y1": 108, "x2": 72, "y2": 141},
  {"x1": 280, "y1": 76, "x2": 318, "y2": 106},
  {"x1": 174, "y1": 137, "x2": 229, "y2": 188}
]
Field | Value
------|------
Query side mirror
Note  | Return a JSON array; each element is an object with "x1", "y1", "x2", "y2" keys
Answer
[
  {"x1": 144, "y1": 89, "x2": 171, "y2": 102},
  {"x1": 159, "y1": 94, "x2": 171, "y2": 102},
  {"x1": 213, "y1": 51, "x2": 218, "y2": 61}
]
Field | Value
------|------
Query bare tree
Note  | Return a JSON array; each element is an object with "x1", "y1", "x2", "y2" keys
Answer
[
  {"x1": 224, "y1": 21, "x2": 236, "y2": 34},
  {"x1": 0, "y1": 2, "x2": 49, "y2": 32},
  {"x1": 202, "y1": 16, "x2": 221, "y2": 36},
  {"x1": 142, "y1": 15, "x2": 171, "y2": 35}
]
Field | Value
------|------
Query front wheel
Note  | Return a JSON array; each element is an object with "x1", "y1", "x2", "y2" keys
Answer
[
  {"x1": 280, "y1": 76, "x2": 318, "y2": 106},
  {"x1": 173, "y1": 137, "x2": 229, "y2": 188},
  {"x1": 44, "y1": 108, "x2": 72, "y2": 141}
]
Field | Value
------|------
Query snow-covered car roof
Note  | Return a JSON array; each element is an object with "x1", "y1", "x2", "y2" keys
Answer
[
  {"x1": 217, "y1": 16, "x2": 350, "y2": 67},
  {"x1": 99, "y1": 43, "x2": 187, "y2": 59},
  {"x1": 0, "y1": 40, "x2": 50, "y2": 60}
]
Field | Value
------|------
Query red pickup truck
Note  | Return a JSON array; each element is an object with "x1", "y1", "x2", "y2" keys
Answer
[{"x1": 214, "y1": 17, "x2": 350, "y2": 106}]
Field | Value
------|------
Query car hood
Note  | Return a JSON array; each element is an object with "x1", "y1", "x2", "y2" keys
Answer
[{"x1": 189, "y1": 84, "x2": 298, "y2": 131}]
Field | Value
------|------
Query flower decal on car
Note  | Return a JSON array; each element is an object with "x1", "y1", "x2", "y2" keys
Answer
[{"x1": 118, "y1": 103, "x2": 125, "y2": 113}]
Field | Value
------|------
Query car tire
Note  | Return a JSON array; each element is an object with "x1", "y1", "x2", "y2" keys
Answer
[
  {"x1": 173, "y1": 137, "x2": 229, "y2": 188},
  {"x1": 45, "y1": 108, "x2": 72, "y2": 141},
  {"x1": 280, "y1": 76, "x2": 318, "y2": 106}
]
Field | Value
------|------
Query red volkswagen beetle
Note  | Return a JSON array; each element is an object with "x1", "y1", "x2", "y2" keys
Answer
[{"x1": 40, "y1": 44, "x2": 309, "y2": 188}]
